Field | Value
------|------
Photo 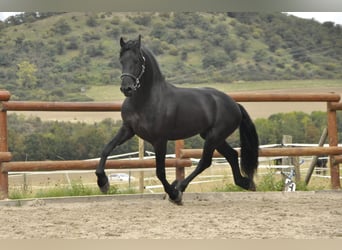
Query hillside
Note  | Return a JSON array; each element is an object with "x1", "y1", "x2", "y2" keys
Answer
[{"x1": 0, "y1": 12, "x2": 341, "y2": 101}]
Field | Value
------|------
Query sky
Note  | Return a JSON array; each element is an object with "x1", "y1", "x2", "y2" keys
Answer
[
  {"x1": 0, "y1": 12, "x2": 21, "y2": 21},
  {"x1": 286, "y1": 12, "x2": 342, "y2": 25},
  {"x1": 1, "y1": 12, "x2": 342, "y2": 25}
]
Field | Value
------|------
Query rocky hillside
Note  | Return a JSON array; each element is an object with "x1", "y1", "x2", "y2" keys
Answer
[{"x1": 0, "y1": 12, "x2": 341, "y2": 101}]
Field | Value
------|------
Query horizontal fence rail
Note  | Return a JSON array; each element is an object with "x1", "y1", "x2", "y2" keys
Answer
[
  {"x1": 0, "y1": 90, "x2": 342, "y2": 199},
  {"x1": 230, "y1": 93, "x2": 341, "y2": 102},
  {"x1": 180, "y1": 147, "x2": 342, "y2": 158},
  {"x1": 1, "y1": 158, "x2": 192, "y2": 172},
  {"x1": 1, "y1": 93, "x2": 340, "y2": 112},
  {"x1": 1, "y1": 101, "x2": 123, "y2": 112}
]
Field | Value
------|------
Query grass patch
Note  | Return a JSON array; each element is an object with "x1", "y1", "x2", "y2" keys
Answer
[
  {"x1": 256, "y1": 171, "x2": 285, "y2": 191},
  {"x1": 8, "y1": 180, "x2": 137, "y2": 200},
  {"x1": 217, "y1": 170, "x2": 318, "y2": 192},
  {"x1": 8, "y1": 167, "x2": 333, "y2": 200}
]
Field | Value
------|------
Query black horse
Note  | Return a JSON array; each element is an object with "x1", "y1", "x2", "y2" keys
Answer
[{"x1": 96, "y1": 35, "x2": 259, "y2": 205}]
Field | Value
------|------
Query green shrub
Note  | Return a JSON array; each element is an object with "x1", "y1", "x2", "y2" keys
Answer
[{"x1": 257, "y1": 171, "x2": 284, "y2": 191}]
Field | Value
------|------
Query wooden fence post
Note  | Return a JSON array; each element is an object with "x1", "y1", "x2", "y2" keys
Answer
[
  {"x1": 327, "y1": 102, "x2": 341, "y2": 189},
  {"x1": 175, "y1": 140, "x2": 185, "y2": 181},
  {"x1": 138, "y1": 137, "x2": 144, "y2": 193},
  {"x1": 0, "y1": 91, "x2": 11, "y2": 199},
  {"x1": 305, "y1": 128, "x2": 328, "y2": 185}
]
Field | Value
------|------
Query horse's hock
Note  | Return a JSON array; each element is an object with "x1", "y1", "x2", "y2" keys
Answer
[{"x1": 1, "y1": 90, "x2": 342, "y2": 199}]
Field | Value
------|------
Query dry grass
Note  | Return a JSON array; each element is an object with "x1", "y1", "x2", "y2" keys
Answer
[{"x1": 8, "y1": 160, "x2": 333, "y2": 199}]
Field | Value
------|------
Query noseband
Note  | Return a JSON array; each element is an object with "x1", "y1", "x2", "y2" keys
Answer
[{"x1": 120, "y1": 55, "x2": 146, "y2": 91}]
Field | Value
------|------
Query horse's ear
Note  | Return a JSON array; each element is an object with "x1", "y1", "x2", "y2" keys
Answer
[
  {"x1": 137, "y1": 34, "x2": 141, "y2": 48},
  {"x1": 120, "y1": 37, "x2": 125, "y2": 47}
]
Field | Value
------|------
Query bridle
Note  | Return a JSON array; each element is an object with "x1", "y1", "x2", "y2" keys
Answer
[{"x1": 120, "y1": 54, "x2": 146, "y2": 91}]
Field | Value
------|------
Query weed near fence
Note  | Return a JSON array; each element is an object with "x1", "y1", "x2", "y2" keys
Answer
[
  {"x1": 9, "y1": 180, "x2": 120, "y2": 200},
  {"x1": 8, "y1": 168, "x2": 330, "y2": 200}
]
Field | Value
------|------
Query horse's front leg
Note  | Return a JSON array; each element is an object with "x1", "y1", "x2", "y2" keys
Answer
[
  {"x1": 154, "y1": 141, "x2": 183, "y2": 205},
  {"x1": 173, "y1": 138, "x2": 215, "y2": 193},
  {"x1": 96, "y1": 125, "x2": 134, "y2": 193}
]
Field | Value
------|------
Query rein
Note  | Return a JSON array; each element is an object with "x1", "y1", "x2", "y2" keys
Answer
[{"x1": 120, "y1": 55, "x2": 146, "y2": 90}]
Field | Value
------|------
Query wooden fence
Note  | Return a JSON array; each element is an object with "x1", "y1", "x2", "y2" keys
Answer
[{"x1": 0, "y1": 90, "x2": 341, "y2": 199}]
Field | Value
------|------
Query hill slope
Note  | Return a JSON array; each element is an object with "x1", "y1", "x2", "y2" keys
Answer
[{"x1": 0, "y1": 12, "x2": 341, "y2": 101}]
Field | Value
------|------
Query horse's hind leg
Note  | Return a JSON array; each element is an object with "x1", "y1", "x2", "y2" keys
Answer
[{"x1": 216, "y1": 142, "x2": 255, "y2": 190}]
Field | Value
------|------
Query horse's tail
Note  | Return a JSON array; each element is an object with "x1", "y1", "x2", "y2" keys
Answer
[{"x1": 238, "y1": 104, "x2": 259, "y2": 180}]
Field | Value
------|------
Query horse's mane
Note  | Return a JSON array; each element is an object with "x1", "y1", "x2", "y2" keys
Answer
[{"x1": 141, "y1": 45, "x2": 165, "y2": 82}]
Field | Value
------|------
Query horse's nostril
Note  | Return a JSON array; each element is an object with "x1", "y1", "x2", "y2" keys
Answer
[
  {"x1": 121, "y1": 87, "x2": 132, "y2": 92},
  {"x1": 120, "y1": 86, "x2": 133, "y2": 96},
  {"x1": 121, "y1": 86, "x2": 132, "y2": 91}
]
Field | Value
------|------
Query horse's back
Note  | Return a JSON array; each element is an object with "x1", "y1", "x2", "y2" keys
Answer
[
  {"x1": 197, "y1": 87, "x2": 242, "y2": 129},
  {"x1": 176, "y1": 86, "x2": 241, "y2": 118},
  {"x1": 165, "y1": 85, "x2": 242, "y2": 139}
]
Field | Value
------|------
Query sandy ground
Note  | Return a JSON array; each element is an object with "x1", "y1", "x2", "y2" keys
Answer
[{"x1": 0, "y1": 191, "x2": 341, "y2": 239}]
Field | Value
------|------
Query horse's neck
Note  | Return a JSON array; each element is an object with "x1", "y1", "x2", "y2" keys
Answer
[
  {"x1": 143, "y1": 50, "x2": 164, "y2": 82},
  {"x1": 129, "y1": 75, "x2": 168, "y2": 110},
  {"x1": 142, "y1": 53, "x2": 168, "y2": 92}
]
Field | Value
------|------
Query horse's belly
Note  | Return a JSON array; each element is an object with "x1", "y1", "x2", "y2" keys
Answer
[{"x1": 167, "y1": 116, "x2": 210, "y2": 140}]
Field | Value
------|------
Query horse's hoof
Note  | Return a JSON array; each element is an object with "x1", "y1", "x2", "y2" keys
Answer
[
  {"x1": 237, "y1": 177, "x2": 256, "y2": 191},
  {"x1": 168, "y1": 190, "x2": 183, "y2": 206},
  {"x1": 248, "y1": 180, "x2": 256, "y2": 191},
  {"x1": 96, "y1": 173, "x2": 109, "y2": 193},
  {"x1": 99, "y1": 181, "x2": 110, "y2": 194}
]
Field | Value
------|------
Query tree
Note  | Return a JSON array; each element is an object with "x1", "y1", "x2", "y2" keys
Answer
[
  {"x1": 202, "y1": 52, "x2": 229, "y2": 69},
  {"x1": 150, "y1": 22, "x2": 167, "y2": 39},
  {"x1": 86, "y1": 44, "x2": 104, "y2": 57},
  {"x1": 0, "y1": 52, "x2": 13, "y2": 67},
  {"x1": 214, "y1": 23, "x2": 228, "y2": 36},
  {"x1": 172, "y1": 13, "x2": 189, "y2": 29},
  {"x1": 51, "y1": 19, "x2": 71, "y2": 35},
  {"x1": 131, "y1": 14, "x2": 151, "y2": 26},
  {"x1": 23, "y1": 133, "x2": 47, "y2": 160},
  {"x1": 254, "y1": 118, "x2": 278, "y2": 144},
  {"x1": 253, "y1": 49, "x2": 267, "y2": 62},
  {"x1": 86, "y1": 15, "x2": 98, "y2": 27},
  {"x1": 65, "y1": 36, "x2": 79, "y2": 50},
  {"x1": 56, "y1": 40, "x2": 65, "y2": 55},
  {"x1": 16, "y1": 61, "x2": 38, "y2": 88},
  {"x1": 222, "y1": 39, "x2": 238, "y2": 54}
]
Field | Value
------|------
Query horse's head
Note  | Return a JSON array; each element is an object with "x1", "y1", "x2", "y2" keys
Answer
[{"x1": 119, "y1": 35, "x2": 146, "y2": 97}]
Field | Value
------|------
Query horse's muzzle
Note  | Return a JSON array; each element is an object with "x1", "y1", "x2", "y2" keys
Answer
[{"x1": 120, "y1": 86, "x2": 133, "y2": 97}]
